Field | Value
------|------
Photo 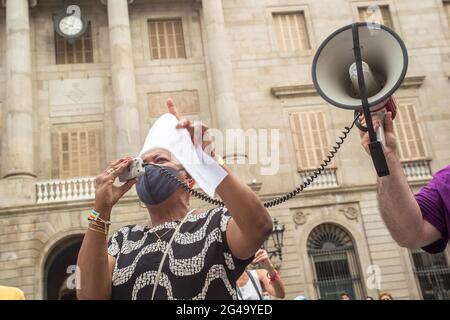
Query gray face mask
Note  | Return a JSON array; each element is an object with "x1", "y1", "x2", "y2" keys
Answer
[{"x1": 135, "y1": 165, "x2": 184, "y2": 205}]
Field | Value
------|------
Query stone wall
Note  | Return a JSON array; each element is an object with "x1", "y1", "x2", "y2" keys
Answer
[{"x1": 0, "y1": 0, "x2": 449, "y2": 300}]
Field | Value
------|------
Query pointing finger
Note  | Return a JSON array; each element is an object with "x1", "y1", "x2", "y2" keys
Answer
[{"x1": 167, "y1": 98, "x2": 181, "y2": 120}]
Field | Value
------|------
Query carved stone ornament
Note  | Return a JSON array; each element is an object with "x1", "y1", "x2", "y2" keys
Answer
[
  {"x1": 339, "y1": 206, "x2": 359, "y2": 221},
  {"x1": 293, "y1": 211, "x2": 308, "y2": 226}
]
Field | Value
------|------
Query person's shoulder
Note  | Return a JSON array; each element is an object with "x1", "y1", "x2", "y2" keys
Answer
[
  {"x1": 108, "y1": 224, "x2": 144, "y2": 256},
  {"x1": 418, "y1": 164, "x2": 450, "y2": 194},
  {"x1": 110, "y1": 224, "x2": 141, "y2": 238},
  {"x1": 188, "y1": 207, "x2": 228, "y2": 221},
  {"x1": 205, "y1": 206, "x2": 228, "y2": 215},
  {"x1": 183, "y1": 207, "x2": 229, "y2": 231},
  {"x1": 122, "y1": 224, "x2": 142, "y2": 231},
  {"x1": 427, "y1": 165, "x2": 450, "y2": 189},
  {"x1": 0, "y1": 286, "x2": 25, "y2": 300},
  {"x1": 433, "y1": 165, "x2": 450, "y2": 180},
  {"x1": 210, "y1": 206, "x2": 229, "y2": 217}
]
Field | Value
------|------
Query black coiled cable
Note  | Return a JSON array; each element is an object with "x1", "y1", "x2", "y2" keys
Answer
[
  {"x1": 152, "y1": 114, "x2": 360, "y2": 208},
  {"x1": 263, "y1": 114, "x2": 359, "y2": 208},
  {"x1": 155, "y1": 165, "x2": 225, "y2": 207}
]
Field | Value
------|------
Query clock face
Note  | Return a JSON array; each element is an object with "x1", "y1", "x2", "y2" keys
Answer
[{"x1": 58, "y1": 15, "x2": 84, "y2": 36}]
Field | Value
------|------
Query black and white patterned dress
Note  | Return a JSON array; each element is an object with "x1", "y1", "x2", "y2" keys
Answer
[{"x1": 107, "y1": 207, "x2": 251, "y2": 300}]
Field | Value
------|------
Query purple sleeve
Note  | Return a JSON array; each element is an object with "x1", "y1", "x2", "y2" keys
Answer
[{"x1": 415, "y1": 178, "x2": 448, "y2": 254}]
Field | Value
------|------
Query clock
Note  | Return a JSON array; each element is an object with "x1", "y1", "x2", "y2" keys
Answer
[{"x1": 54, "y1": 5, "x2": 88, "y2": 39}]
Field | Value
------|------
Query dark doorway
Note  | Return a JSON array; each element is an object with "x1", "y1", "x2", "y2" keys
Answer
[{"x1": 44, "y1": 235, "x2": 84, "y2": 300}]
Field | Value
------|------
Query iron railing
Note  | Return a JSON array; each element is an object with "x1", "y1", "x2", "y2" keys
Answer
[
  {"x1": 412, "y1": 249, "x2": 450, "y2": 300},
  {"x1": 309, "y1": 247, "x2": 364, "y2": 300}
]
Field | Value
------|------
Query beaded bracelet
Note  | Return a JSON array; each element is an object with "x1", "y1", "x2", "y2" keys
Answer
[
  {"x1": 88, "y1": 224, "x2": 108, "y2": 235},
  {"x1": 88, "y1": 209, "x2": 111, "y2": 225},
  {"x1": 88, "y1": 219, "x2": 109, "y2": 235}
]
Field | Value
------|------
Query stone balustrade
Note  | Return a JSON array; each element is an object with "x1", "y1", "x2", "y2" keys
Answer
[{"x1": 36, "y1": 177, "x2": 96, "y2": 203}]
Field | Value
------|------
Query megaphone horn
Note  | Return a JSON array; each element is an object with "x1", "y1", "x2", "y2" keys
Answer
[
  {"x1": 312, "y1": 22, "x2": 408, "y2": 112},
  {"x1": 312, "y1": 22, "x2": 409, "y2": 177}
]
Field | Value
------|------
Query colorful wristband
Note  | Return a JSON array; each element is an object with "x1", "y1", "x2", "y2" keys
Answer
[{"x1": 88, "y1": 209, "x2": 111, "y2": 225}]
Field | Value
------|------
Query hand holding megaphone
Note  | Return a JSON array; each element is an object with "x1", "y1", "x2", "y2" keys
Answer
[
  {"x1": 357, "y1": 100, "x2": 398, "y2": 161},
  {"x1": 354, "y1": 95, "x2": 398, "y2": 147},
  {"x1": 312, "y1": 22, "x2": 408, "y2": 177}
]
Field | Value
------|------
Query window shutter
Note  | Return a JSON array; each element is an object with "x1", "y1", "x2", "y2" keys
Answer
[
  {"x1": 289, "y1": 111, "x2": 331, "y2": 171},
  {"x1": 148, "y1": 19, "x2": 186, "y2": 60},
  {"x1": 87, "y1": 128, "x2": 103, "y2": 176},
  {"x1": 393, "y1": 103, "x2": 427, "y2": 161},
  {"x1": 51, "y1": 124, "x2": 104, "y2": 179},
  {"x1": 51, "y1": 132, "x2": 60, "y2": 179},
  {"x1": 273, "y1": 12, "x2": 311, "y2": 52}
]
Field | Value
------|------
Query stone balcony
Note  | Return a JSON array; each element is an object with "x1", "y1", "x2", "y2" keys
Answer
[
  {"x1": 34, "y1": 176, "x2": 260, "y2": 204},
  {"x1": 401, "y1": 159, "x2": 432, "y2": 182},
  {"x1": 298, "y1": 168, "x2": 339, "y2": 190},
  {"x1": 36, "y1": 177, "x2": 96, "y2": 204},
  {"x1": 32, "y1": 160, "x2": 431, "y2": 204}
]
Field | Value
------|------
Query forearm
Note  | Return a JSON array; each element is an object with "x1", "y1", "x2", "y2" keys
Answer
[
  {"x1": 267, "y1": 269, "x2": 285, "y2": 299},
  {"x1": 377, "y1": 153, "x2": 424, "y2": 247},
  {"x1": 76, "y1": 205, "x2": 112, "y2": 300},
  {"x1": 216, "y1": 166, "x2": 273, "y2": 243}
]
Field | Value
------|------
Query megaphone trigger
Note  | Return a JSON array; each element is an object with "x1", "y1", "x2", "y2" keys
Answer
[
  {"x1": 384, "y1": 96, "x2": 398, "y2": 120},
  {"x1": 375, "y1": 110, "x2": 387, "y2": 147},
  {"x1": 373, "y1": 96, "x2": 398, "y2": 148},
  {"x1": 354, "y1": 95, "x2": 397, "y2": 138}
]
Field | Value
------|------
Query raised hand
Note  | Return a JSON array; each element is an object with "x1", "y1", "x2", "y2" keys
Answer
[
  {"x1": 94, "y1": 156, "x2": 137, "y2": 216},
  {"x1": 359, "y1": 111, "x2": 398, "y2": 159},
  {"x1": 166, "y1": 98, "x2": 217, "y2": 159},
  {"x1": 252, "y1": 249, "x2": 274, "y2": 271}
]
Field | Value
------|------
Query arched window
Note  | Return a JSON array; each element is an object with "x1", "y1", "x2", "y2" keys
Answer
[
  {"x1": 411, "y1": 249, "x2": 450, "y2": 300},
  {"x1": 307, "y1": 223, "x2": 365, "y2": 300}
]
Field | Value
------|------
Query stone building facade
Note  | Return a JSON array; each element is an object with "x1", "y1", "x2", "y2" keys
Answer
[{"x1": 0, "y1": 0, "x2": 449, "y2": 300}]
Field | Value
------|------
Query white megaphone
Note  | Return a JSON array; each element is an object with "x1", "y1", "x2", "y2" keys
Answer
[{"x1": 312, "y1": 22, "x2": 408, "y2": 177}]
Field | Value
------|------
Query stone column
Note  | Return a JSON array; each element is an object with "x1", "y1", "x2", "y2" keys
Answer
[
  {"x1": 104, "y1": 0, "x2": 141, "y2": 158},
  {"x1": 202, "y1": 0, "x2": 242, "y2": 132},
  {"x1": 202, "y1": 0, "x2": 254, "y2": 182},
  {"x1": 1, "y1": 0, "x2": 36, "y2": 179}
]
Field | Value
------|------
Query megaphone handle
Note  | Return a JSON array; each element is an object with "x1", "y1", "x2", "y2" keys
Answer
[{"x1": 376, "y1": 110, "x2": 386, "y2": 147}]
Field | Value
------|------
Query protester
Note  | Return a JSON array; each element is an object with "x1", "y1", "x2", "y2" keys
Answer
[
  {"x1": 340, "y1": 292, "x2": 351, "y2": 300},
  {"x1": 76, "y1": 99, "x2": 272, "y2": 300},
  {"x1": 236, "y1": 249, "x2": 285, "y2": 300},
  {"x1": 379, "y1": 292, "x2": 393, "y2": 300},
  {"x1": 359, "y1": 110, "x2": 449, "y2": 253}
]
